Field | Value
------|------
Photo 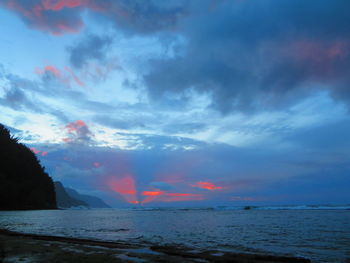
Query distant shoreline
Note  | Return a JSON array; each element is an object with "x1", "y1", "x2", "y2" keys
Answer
[{"x1": 0, "y1": 228, "x2": 311, "y2": 262}]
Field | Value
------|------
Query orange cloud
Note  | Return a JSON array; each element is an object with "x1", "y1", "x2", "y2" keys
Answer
[
  {"x1": 142, "y1": 191, "x2": 164, "y2": 196},
  {"x1": 191, "y1": 181, "x2": 223, "y2": 190}
]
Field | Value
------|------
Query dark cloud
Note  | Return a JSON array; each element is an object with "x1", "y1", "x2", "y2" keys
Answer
[
  {"x1": 0, "y1": 71, "x2": 70, "y2": 122},
  {"x1": 1, "y1": 0, "x2": 86, "y2": 35},
  {"x1": 1, "y1": 85, "x2": 41, "y2": 112},
  {"x1": 96, "y1": 0, "x2": 188, "y2": 35},
  {"x1": 285, "y1": 118, "x2": 350, "y2": 152},
  {"x1": 3, "y1": 1, "x2": 350, "y2": 114},
  {"x1": 143, "y1": 0, "x2": 350, "y2": 113},
  {"x1": 256, "y1": 170, "x2": 350, "y2": 205},
  {"x1": 0, "y1": 73, "x2": 44, "y2": 113},
  {"x1": 1, "y1": 0, "x2": 187, "y2": 35},
  {"x1": 67, "y1": 34, "x2": 113, "y2": 69}
]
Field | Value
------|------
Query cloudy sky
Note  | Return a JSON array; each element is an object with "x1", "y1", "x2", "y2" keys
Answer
[{"x1": 1, "y1": 0, "x2": 349, "y2": 207}]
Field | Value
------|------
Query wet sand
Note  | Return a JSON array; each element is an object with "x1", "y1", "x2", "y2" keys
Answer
[{"x1": 0, "y1": 229, "x2": 311, "y2": 262}]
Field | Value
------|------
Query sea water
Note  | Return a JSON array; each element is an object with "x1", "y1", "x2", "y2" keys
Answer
[{"x1": 0, "y1": 207, "x2": 349, "y2": 262}]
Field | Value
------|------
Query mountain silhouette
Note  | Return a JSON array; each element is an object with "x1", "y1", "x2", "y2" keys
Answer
[
  {"x1": 65, "y1": 187, "x2": 110, "y2": 208},
  {"x1": 54, "y1": 181, "x2": 88, "y2": 208},
  {"x1": 0, "y1": 124, "x2": 57, "y2": 210},
  {"x1": 54, "y1": 181, "x2": 110, "y2": 208}
]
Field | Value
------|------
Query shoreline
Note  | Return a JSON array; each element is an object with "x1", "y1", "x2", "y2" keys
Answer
[{"x1": 0, "y1": 229, "x2": 311, "y2": 263}]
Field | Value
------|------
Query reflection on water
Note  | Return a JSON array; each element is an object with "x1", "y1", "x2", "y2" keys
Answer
[{"x1": 0, "y1": 208, "x2": 349, "y2": 262}]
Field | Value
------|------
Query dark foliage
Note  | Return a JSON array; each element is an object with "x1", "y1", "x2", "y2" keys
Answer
[{"x1": 0, "y1": 124, "x2": 57, "y2": 210}]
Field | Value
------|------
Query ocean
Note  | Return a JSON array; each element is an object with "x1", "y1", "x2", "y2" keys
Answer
[{"x1": 0, "y1": 206, "x2": 349, "y2": 262}]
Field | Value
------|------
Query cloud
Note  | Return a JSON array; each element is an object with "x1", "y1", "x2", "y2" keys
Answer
[
  {"x1": 65, "y1": 33, "x2": 122, "y2": 83},
  {"x1": 26, "y1": 124, "x2": 350, "y2": 207},
  {"x1": 114, "y1": 132, "x2": 206, "y2": 150},
  {"x1": 1, "y1": 85, "x2": 42, "y2": 112},
  {"x1": 93, "y1": 115, "x2": 145, "y2": 131},
  {"x1": 30, "y1": 147, "x2": 48, "y2": 156},
  {"x1": 191, "y1": 181, "x2": 223, "y2": 190},
  {"x1": 0, "y1": 69, "x2": 72, "y2": 123},
  {"x1": 1, "y1": 0, "x2": 88, "y2": 35},
  {"x1": 1, "y1": 0, "x2": 187, "y2": 35},
  {"x1": 162, "y1": 122, "x2": 207, "y2": 134},
  {"x1": 36, "y1": 65, "x2": 85, "y2": 87},
  {"x1": 67, "y1": 34, "x2": 113, "y2": 69},
  {"x1": 63, "y1": 120, "x2": 94, "y2": 144},
  {"x1": 141, "y1": 191, "x2": 203, "y2": 204},
  {"x1": 95, "y1": 0, "x2": 188, "y2": 35},
  {"x1": 143, "y1": 0, "x2": 350, "y2": 113},
  {"x1": 284, "y1": 118, "x2": 350, "y2": 152}
]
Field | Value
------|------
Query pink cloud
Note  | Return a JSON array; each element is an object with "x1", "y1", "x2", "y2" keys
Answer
[
  {"x1": 2, "y1": 0, "x2": 185, "y2": 35},
  {"x1": 141, "y1": 190, "x2": 204, "y2": 204},
  {"x1": 36, "y1": 65, "x2": 85, "y2": 87},
  {"x1": 3, "y1": 0, "x2": 89, "y2": 35},
  {"x1": 65, "y1": 120, "x2": 87, "y2": 133},
  {"x1": 93, "y1": 162, "x2": 101, "y2": 168},
  {"x1": 191, "y1": 181, "x2": 223, "y2": 190},
  {"x1": 280, "y1": 39, "x2": 350, "y2": 78},
  {"x1": 142, "y1": 191, "x2": 164, "y2": 196},
  {"x1": 30, "y1": 147, "x2": 41, "y2": 154},
  {"x1": 30, "y1": 147, "x2": 48, "y2": 156},
  {"x1": 157, "y1": 193, "x2": 204, "y2": 202},
  {"x1": 64, "y1": 66, "x2": 85, "y2": 86},
  {"x1": 41, "y1": 0, "x2": 85, "y2": 11},
  {"x1": 63, "y1": 120, "x2": 93, "y2": 144}
]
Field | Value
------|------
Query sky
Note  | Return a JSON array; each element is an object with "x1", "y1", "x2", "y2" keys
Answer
[{"x1": 0, "y1": 0, "x2": 349, "y2": 207}]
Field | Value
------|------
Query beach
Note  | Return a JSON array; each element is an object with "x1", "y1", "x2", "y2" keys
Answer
[{"x1": 0, "y1": 229, "x2": 311, "y2": 263}]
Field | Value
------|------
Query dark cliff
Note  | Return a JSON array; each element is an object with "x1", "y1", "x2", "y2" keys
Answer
[
  {"x1": 54, "y1": 181, "x2": 88, "y2": 208},
  {"x1": 0, "y1": 124, "x2": 57, "y2": 210},
  {"x1": 65, "y1": 187, "x2": 110, "y2": 208}
]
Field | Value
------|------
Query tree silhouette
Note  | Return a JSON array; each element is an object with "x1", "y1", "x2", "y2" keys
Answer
[{"x1": 0, "y1": 124, "x2": 57, "y2": 210}]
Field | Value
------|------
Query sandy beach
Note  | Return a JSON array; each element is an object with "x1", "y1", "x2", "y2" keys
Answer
[{"x1": 0, "y1": 229, "x2": 311, "y2": 263}]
